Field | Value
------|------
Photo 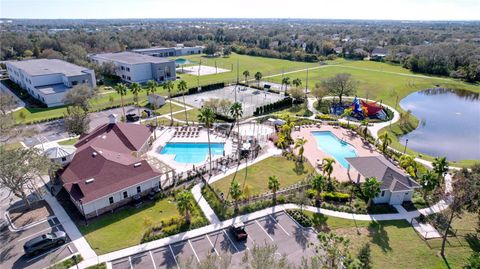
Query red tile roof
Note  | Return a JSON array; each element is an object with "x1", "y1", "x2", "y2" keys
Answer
[{"x1": 59, "y1": 123, "x2": 160, "y2": 203}]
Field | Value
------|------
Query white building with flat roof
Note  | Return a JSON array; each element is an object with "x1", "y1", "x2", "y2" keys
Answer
[
  {"x1": 132, "y1": 44, "x2": 203, "y2": 58},
  {"x1": 6, "y1": 59, "x2": 96, "y2": 107},
  {"x1": 90, "y1": 52, "x2": 176, "y2": 84}
]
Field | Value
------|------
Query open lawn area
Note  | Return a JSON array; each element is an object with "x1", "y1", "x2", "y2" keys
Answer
[
  {"x1": 58, "y1": 138, "x2": 78, "y2": 145},
  {"x1": 303, "y1": 211, "x2": 478, "y2": 269},
  {"x1": 171, "y1": 107, "x2": 201, "y2": 123},
  {"x1": 210, "y1": 156, "x2": 314, "y2": 200}
]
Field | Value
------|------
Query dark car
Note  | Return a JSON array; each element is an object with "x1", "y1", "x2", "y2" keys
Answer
[
  {"x1": 126, "y1": 113, "x2": 140, "y2": 122},
  {"x1": 23, "y1": 231, "x2": 67, "y2": 256},
  {"x1": 230, "y1": 222, "x2": 248, "y2": 241}
]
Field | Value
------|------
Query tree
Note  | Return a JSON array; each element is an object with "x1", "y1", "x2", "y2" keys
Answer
[
  {"x1": 321, "y1": 73, "x2": 357, "y2": 104},
  {"x1": 163, "y1": 80, "x2": 175, "y2": 125},
  {"x1": 317, "y1": 232, "x2": 351, "y2": 269},
  {"x1": 63, "y1": 84, "x2": 96, "y2": 112},
  {"x1": 292, "y1": 78, "x2": 302, "y2": 87},
  {"x1": 419, "y1": 170, "x2": 439, "y2": 201},
  {"x1": 130, "y1": 82, "x2": 142, "y2": 117},
  {"x1": 281, "y1": 77, "x2": 290, "y2": 95},
  {"x1": 360, "y1": 119, "x2": 369, "y2": 138},
  {"x1": 341, "y1": 108, "x2": 353, "y2": 127},
  {"x1": 114, "y1": 83, "x2": 128, "y2": 118},
  {"x1": 311, "y1": 175, "x2": 326, "y2": 205},
  {"x1": 177, "y1": 80, "x2": 189, "y2": 125},
  {"x1": 230, "y1": 102, "x2": 243, "y2": 157},
  {"x1": 204, "y1": 42, "x2": 218, "y2": 56},
  {"x1": 63, "y1": 106, "x2": 90, "y2": 135},
  {"x1": 0, "y1": 146, "x2": 59, "y2": 207},
  {"x1": 176, "y1": 190, "x2": 194, "y2": 224},
  {"x1": 294, "y1": 137, "x2": 307, "y2": 162},
  {"x1": 254, "y1": 72, "x2": 263, "y2": 88},
  {"x1": 399, "y1": 155, "x2": 418, "y2": 178},
  {"x1": 378, "y1": 132, "x2": 392, "y2": 154},
  {"x1": 432, "y1": 156, "x2": 449, "y2": 184},
  {"x1": 229, "y1": 179, "x2": 242, "y2": 212},
  {"x1": 23, "y1": 49, "x2": 33, "y2": 58},
  {"x1": 362, "y1": 177, "x2": 382, "y2": 208},
  {"x1": 223, "y1": 46, "x2": 232, "y2": 57},
  {"x1": 267, "y1": 175, "x2": 280, "y2": 203},
  {"x1": 198, "y1": 107, "x2": 216, "y2": 176},
  {"x1": 322, "y1": 157, "x2": 336, "y2": 183},
  {"x1": 243, "y1": 70, "x2": 250, "y2": 85},
  {"x1": 241, "y1": 243, "x2": 291, "y2": 269},
  {"x1": 0, "y1": 93, "x2": 19, "y2": 143},
  {"x1": 439, "y1": 167, "x2": 479, "y2": 257},
  {"x1": 464, "y1": 252, "x2": 480, "y2": 269},
  {"x1": 289, "y1": 87, "x2": 305, "y2": 102},
  {"x1": 357, "y1": 243, "x2": 372, "y2": 269},
  {"x1": 311, "y1": 85, "x2": 327, "y2": 103}
]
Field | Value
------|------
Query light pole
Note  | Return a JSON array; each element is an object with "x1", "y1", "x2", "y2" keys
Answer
[{"x1": 403, "y1": 138, "x2": 409, "y2": 154}]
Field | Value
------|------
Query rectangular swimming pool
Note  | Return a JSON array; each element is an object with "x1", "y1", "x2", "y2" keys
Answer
[
  {"x1": 311, "y1": 131, "x2": 357, "y2": 168},
  {"x1": 160, "y1": 143, "x2": 225, "y2": 164}
]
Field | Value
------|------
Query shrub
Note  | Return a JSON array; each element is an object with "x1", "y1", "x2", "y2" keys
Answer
[
  {"x1": 315, "y1": 114, "x2": 337, "y2": 121},
  {"x1": 321, "y1": 192, "x2": 350, "y2": 202},
  {"x1": 306, "y1": 189, "x2": 317, "y2": 199},
  {"x1": 286, "y1": 209, "x2": 313, "y2": 227}
]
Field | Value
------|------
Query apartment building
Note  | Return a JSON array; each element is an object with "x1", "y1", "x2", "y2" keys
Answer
[{"x1": 132, "y1": 44, "x2": 203, "y2": 57}]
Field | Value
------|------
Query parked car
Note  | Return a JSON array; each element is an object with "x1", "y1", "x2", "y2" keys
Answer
[
  {"x1": 23, "y1": 231, "x2": 67, "y2": 256},
  {"x1": 126, "y1": 113, "x2": 140, "y2": 122},
  {"x1": 230, "y1": 222, "x2": 248, "y2": 241}
]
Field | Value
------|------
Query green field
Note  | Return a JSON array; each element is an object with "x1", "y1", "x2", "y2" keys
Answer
[
  {"x1": 210, "y1": 156, "x2": 314, "y2": 199},
  {"x1": 304, "y1": 211, "x2": 478, "y2": 269}
]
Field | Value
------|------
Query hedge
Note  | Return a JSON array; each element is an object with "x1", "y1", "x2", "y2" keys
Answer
[{"x1": 253, "y1": 97, "x2": 293, "y2": 116}]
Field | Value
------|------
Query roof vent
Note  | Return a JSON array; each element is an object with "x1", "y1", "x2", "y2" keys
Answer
[
  {"x1": 134, "y1": 162, "x2": 142, "y2": 167},
  {"x1": 92, "y1": 152, "x2": 97, "y2": 157},
  {"x1": 85, "y1": 178, "x2": 95, "y2": 184}
]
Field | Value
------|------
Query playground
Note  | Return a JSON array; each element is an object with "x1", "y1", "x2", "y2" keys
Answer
[{"x1": 176, "y1": 85, "x2": 286, "y2": 117}]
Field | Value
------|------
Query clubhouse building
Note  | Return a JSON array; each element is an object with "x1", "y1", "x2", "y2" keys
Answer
[{"x1": 132, "y1": 44, "x2": 203, "y2": 58}]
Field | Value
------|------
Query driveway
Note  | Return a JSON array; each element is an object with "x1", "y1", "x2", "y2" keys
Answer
[
  {"x1": 0, "y1": 217, "x2": 78, "y2": 269},
  {"x1": 110, "y1": 212, "x2": 320, "y2": 269}
]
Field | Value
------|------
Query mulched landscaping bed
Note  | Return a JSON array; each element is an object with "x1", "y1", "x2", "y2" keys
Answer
[{"x1": 9, "y1": 200, "x2": 53, "y2": 228}]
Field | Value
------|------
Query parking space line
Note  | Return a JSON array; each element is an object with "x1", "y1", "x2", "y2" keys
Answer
[
  {"x1": 149, "y1": 251, "x2": 158, "y2": 269},
  {"x1": 67, "y1": 245, "x2": 73, "y2": 254},
  {"x1": 128, "y1": 256, "x2": 133, "y2": 269},
  {"x1": 17, "y1": 224, "x2": 61, "y2": 242},
  {"x1": 222, "y1": 230, "x2": 240, "y2": 252},
  {"x1": 205, "y1": 234, "x2": 220, "y2": 257},
  {"x1": 268, "y1": 214, "x2": 290, "y2": 236},
  {"x1": 25, "y1": 244, "x2": 64, "y2": 263},
  {"x1": 168, "y1": 244, "x2": 180, "y2": 269},
  {"x1": 188, "y1": 239, "x2": 200, "y2": 263},
  {"x1": 255, "y1": 220, "x2": 274, "y2": 241}
]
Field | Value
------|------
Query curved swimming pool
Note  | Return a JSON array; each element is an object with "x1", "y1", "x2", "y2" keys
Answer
[
  {"x1": 160, "y1": 143, "x2": 224, "y2": 164},
  {"x1": 311, "y1": 131, "x2": 357, "y2": 168}
]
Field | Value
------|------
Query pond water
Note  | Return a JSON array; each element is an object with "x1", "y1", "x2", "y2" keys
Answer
[{"x1": 399, "y1": 88, "x2": 480, "y2": 161}]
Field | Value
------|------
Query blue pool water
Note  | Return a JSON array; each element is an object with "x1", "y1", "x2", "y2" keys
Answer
[
  {"x1": 311, "y1": 131, "x2": 357, "y2": 168},
  {"x1": 175, "y1": 58, "x2": 191, "y2": 65},
  {"x1": 160, "y1": 143, "x2": 225, "y2": 164}
]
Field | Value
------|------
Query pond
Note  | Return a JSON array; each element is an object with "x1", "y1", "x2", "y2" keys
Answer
[{"x1": 399, "y1": 88, "x2": 480, "y2": 161}]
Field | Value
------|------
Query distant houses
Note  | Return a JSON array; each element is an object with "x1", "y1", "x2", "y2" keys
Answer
[
  {"x1": 371, "y1": 47, "x2": 389, "y2": 59},
  {"x1": 6, "y1": 59, "x2": 96, "y2": 107},
  {"x1": 90, "y1": 51, "x2": 176, "y2": 84}
]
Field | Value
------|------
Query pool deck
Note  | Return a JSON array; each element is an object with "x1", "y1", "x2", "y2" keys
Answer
[
  {"x1": 147, "y1": 127, "x2": 233, "y2": 172},
  {"x1": 292, "y1": 125, "x2": 380, "y2": 182}
]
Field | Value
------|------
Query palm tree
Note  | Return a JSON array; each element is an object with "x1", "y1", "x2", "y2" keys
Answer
[
  {"x1": 130, "y1": 82, "x2": 142, "y2": 117},
  {"x1": 176, "y1": 190, "x2": 194, "y2": 224},
  {"x1": 230, "y1": 102, "x2": 243, "y2": 156},
  {"x1": 294, "y1": 137, "x2": 308, "y2": 162},
  {"x1": 292, "y1": 78, "x2": 302, "y2": 88},
  {"x1": 198, "y1": 107, "x2": 216, "y2": 177},
  {"x1": 281, "y1": 77, "x2": 290, "y2": 95},
  {"x1": 322, "y1": 157, "x2": 336, "y2": 182},
  {"x1": 420, "y1": 170, "x2": 439, "y2": 201},
  {"x1": 378, "y1": 132, "x2": 392, "y2": 154},
  {"x1": 163, "y1": 80, "x2": 174, "y2": 125},
  {"x1": 432, "y1": 156, "x2": 449, "y2": 184},
  {"x1": 242, "y1": 70, "x2": 250, "y2": 85},
  {"x1": 362, "y1": 177, "x2": 382, "y2": 208},
  {"x1": 254, "y1": 71, "x2": 262, "y2": 88},
  {"x1": 311, "y1": 174, "x2": 326, "y2": 205},
  {"x1": 177, "y1": 80, "x2": 189, "y2": 125},
  {"x1": 146, "y1": 80, "x2": 158, "y2": 130},
  {"x1": 361, "y1": 119, "x2": 369, "y2": 138},
  {"x1": 399, "y1": 155, "x2": 418, "y2": 178},
  {"x1": 114, "y1": 83, "x2": 128, "y2": 119},
  {"x1": 229, "y1": 179, "x2": 242, "y2": 212},
  {"x1": 268, "y1": 175, "x2": 280, "y2": 203},
  {"x1": 341, "y1": 108, "x2": 353, "y2": 127}
]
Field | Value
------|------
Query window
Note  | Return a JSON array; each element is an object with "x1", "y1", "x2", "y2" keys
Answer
[
  {"x1": 121, "y1": 66, "x2": 125, "y2": 70},
  {"x1": 381, "y1": 191, "x2": 385, "y2": 197},
  {"x1": 136, "y1": 186, "x2": 141, "y2": 193},
  {"x1": 127, "y1": 76, "x2": 131, "y2": 80},
  {"x1": 123, "y1": 191, "x2": 128, "y2": 199},
  {"x1": 122, "y1": 75, "x2": 126, "y2": 79},
  {"x1": 72, "y1": 81, "x2": 78, "y2": 86},
  {"x1": 126, "y1": 67, "x2": 130, "y2": 72},
  {"x1": 109, "y1": 197, "x2": 114, "y2": 204},
  {"x1": 61, "y1": 157, "x2": 67, "y2": 162},
  {"x1": 405, "y1": 192, "x2": 409, "y2": 195}
]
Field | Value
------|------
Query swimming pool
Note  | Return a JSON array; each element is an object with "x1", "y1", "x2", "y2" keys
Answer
[
  {"x1": 311, "y1": 131, "x2": 357, "y2": 168},
  {"x1": 160, "y1": 143, "x2": 225, "y2": 164}
]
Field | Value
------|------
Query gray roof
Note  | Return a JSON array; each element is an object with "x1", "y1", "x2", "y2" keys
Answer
[
  {"x1": 92, "y1": 52, "x2": 173, "y2": 65},
  {"x1": 372, "y1": 47, "x2": 388, "y2": 56},
  {"x1": 7, "y1": 59, "x2": 91, "y2": 76},
  {"x1": 132, "y1": 47, "x2": 174, "y2": 53},
  {"x1": 45, "y1": 146, "x2": 76, "y2": 159},
  {"x1": 346, "y1": 156, "x2": 421, "y2": 192},
  {"x1": 37, "y1": 83, "x2": 69, "y2": 95}
]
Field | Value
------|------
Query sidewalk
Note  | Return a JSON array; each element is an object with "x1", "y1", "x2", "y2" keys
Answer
[{"x1": 191, "y1": 183, "x2": 221, "y2": 225}]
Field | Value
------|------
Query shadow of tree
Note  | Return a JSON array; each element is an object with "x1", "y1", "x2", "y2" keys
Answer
[
  {"x1": 368, "y1": 222, "x2": 392, "y2": 252},
  {"x1": 465, "y1": 234, "x2": 480, "y2": 252},
  {"x1": 293, "y1": 161, "x2": 306, "y2": 175},
  {"x1": 293, "y1": 227, "x2": 309, "y2": 251}
]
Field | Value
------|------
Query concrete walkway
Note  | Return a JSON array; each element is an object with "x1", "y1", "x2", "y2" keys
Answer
[{"x1": 191, "y1": 183, "x2": 221, "y2": 224}]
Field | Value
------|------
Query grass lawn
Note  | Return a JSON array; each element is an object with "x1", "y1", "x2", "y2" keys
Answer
[
  {"x1": 171, "y1": 108, "x2": 201, "y2": 123},
  {"x1": 3, "y1": 142, "x2": 24, "y2": 150},
  {"x1": 58, "y1": 138, "x2": 78, "y2": 145},
  {"x1": 303, "y1": 211, "x2": 478, "y2": 269},
  {"x1": 151, "y1": 101, "x2": 185, "y2": 116},
  {"x1": 210, "y1": 156, "x2": 314, "y2": 200},
  {"x1": 79, "y1": 196, "x2": 180, "y2": 254}
]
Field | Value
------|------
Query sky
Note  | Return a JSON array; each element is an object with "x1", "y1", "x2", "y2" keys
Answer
[{"x1": 1, "y1": 0, "x2": 479, "y2": 21}]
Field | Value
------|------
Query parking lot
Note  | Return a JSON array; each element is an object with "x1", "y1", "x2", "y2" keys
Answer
[
  {"x1": 0, "y1": 217, "x2": 78, "y2": 269},
  {"x1": 111, "y1": 212, "x2": 320, "y2": 269}
]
